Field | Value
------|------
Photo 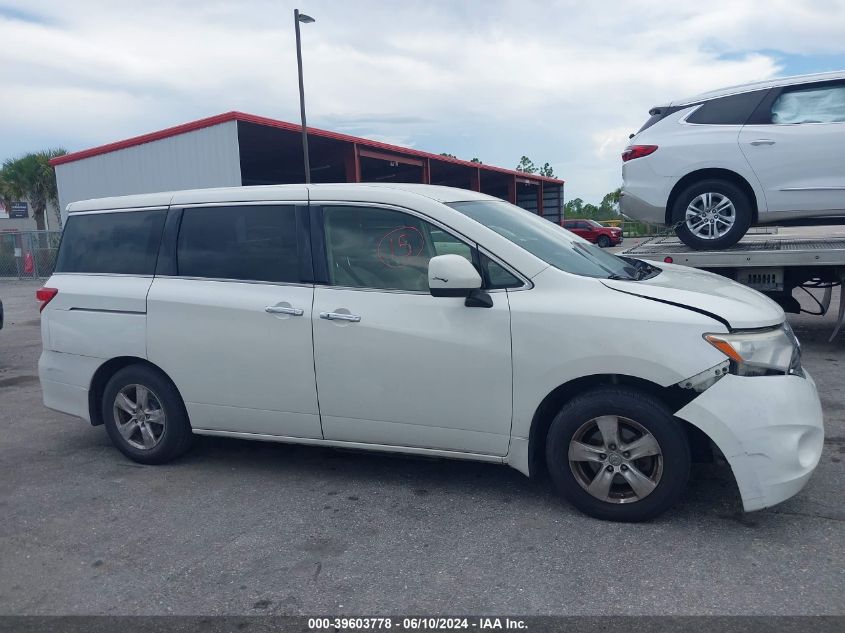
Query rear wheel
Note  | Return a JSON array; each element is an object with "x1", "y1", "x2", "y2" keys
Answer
[
  {"x1": 597, "y1": 234, "x2": 611, "y2": 248},
  {"x1": 102, "y1": 365, "x2": 193, "y2": 464},
  {"x1": 545, "y1": 387, "x2": 690, "y2": 522},
  {"x1": 672, "y1": 179, "x2": 752, "y2": 250}
]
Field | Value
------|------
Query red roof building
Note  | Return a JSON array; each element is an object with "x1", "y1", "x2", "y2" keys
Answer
[{"x1": 52, "y1": 111, "x2": 564, "y2": 223}]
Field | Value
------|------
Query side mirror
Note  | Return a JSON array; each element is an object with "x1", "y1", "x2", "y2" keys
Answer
[{"x1": 428, "y1": 254, "x2": 482, "y2": 297}]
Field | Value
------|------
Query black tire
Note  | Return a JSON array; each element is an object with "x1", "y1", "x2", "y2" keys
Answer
[
  {"x1": 102, "y1": 364, "x2": 193, "y2": 464},
  {"x1": 597, "y1": 235, "x2": 611, "y2": 248},
  {"x1": 672, "y1": 179, "x2": 752, "y2": 250},
  {"x1": 545, "y1": 387, "x2": 690, "y2": 522}
]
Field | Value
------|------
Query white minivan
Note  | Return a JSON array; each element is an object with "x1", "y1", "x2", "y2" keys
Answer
[{"x1": 38, "y1": 184, "x2": 823, "y2": 521}]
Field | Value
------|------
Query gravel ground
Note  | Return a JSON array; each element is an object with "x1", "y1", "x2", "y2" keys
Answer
[{"x1": 0, "y1": 278, "x2": 842, "y2": 615}]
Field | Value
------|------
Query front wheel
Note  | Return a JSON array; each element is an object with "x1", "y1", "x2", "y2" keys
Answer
[
  {"x1": 597, "y1": 234, "x2": 611, "y2": 248},
  {"x1": 672, "y1": 179, "x2": 752, "y2": 250},
  {"x1": 545, "y1": 387, "x2": 690, "y2": 522}
]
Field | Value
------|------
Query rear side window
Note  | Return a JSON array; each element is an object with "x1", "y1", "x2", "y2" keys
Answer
[
  {"x1": 55, "y1": 210, "x2": 166, "y2": 275},
  {"x1": 177, "y1": 205, "x2": 299, "y2": 283},
  {"x1": 771, "y1": 83, "x2": 845, "y2": 124},
  {"x1": 685, "y1": 89, "x2": 768, "y2": 125}
]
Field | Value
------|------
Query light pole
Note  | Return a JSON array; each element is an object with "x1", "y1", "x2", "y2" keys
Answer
[{"x1": 294, "y1": 9, "x2": 315, "y2": 183}]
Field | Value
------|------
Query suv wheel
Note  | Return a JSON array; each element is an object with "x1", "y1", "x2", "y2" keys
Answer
[
  {"x1": 545, "y1": 387, "x2": 690, "y2": 522},
  {"x1": 597, "y1": 234, "x2": 611, "y2": 248},
  {"x1": 102, "y1": 365, "x2": 194, "y2": 464},
  {"x1": 672, "y1": 179, "x2": 752, "y2": 250}
]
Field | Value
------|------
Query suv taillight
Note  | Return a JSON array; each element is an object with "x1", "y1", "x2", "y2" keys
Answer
[
  {"x1": 36, "y1": 287, "x2": 58, "y2": 312},
  {"x1": 622, "y1": 145, "x2": 658, "y2": 162}
]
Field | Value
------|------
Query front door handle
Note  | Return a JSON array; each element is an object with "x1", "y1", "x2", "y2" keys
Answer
[
  {"x1": 265, "y1": 305, "x2": 304, "y2": 316},
  {"x1": 319, "y1": 311, "x2": 361, "y2": 322},
  {"x1": 749, "y1": 139, "x2": 776, "y2": 146}
]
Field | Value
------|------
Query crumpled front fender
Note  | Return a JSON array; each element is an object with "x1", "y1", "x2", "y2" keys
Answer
[{"x1": 675, "y1": 371, "x2": 824, "y2": 511}]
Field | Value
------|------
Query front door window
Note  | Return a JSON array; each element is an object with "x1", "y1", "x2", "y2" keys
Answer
[{"x1": 322, "y1": 205, "x2": 473, "y2": 292}]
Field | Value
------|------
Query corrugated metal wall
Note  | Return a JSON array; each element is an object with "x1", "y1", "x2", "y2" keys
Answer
[
  {"x1": 543, "y1": 184, "x2": 564, "y2": 223},
  {"x1": 55, "y1": 121, "x2": 242, "y2": 223}
]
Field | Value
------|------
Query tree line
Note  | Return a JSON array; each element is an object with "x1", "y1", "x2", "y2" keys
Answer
[
  {"x1": 515, "y1": 156, "x2": 555, "y2": 178},
  {"x1": 565, "y1": 188, "x2": 621, "y2": 220},
  {"x1": 437, "y1": 153, "x2": 557, "y2": 178},
  {"x1": 1, "y1": 149, "x2": 66, "y2": 230}
]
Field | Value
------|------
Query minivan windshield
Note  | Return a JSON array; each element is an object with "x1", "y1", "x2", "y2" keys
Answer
[{"x1": 449, "y1": 200, "x2": 656, "y2": 281}]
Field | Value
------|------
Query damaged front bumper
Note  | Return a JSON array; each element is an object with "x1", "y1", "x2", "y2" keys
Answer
[{"x1": 675, "y1": 370, "x2": 824, "y2": 512}]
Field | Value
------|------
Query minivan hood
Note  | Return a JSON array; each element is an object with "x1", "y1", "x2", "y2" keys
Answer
[{"x1": 601, "y1": 263, "x2": 784, "y2": 330}]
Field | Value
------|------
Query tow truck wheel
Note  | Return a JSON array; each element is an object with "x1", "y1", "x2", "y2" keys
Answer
[{"x1": 672, "y1": 179, "x2": 752, "y2": 250}]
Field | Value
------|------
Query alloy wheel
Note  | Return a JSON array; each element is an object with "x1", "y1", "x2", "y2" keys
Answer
[
  {"x1": 112, "y1": 384, "x2": 167, "y2": 450},
  {"x1": 684, "y1": 192, "x2": 736, "y2": 240},
  {"x1": 568, "y1": 415, "x2": 663, "y2": 504}
]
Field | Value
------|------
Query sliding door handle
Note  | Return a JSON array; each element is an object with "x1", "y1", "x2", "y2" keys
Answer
[
  {"x1": 319, "y1": 311, "x2": 361, "y2": 322},
  {"x1": 265, "y1": 305, "x2": 304, "y2": 316}
]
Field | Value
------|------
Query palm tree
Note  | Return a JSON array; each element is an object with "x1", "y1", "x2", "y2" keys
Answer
[
  {"x1": 2, "y1": 148, "x2": 67, "y2": 230},
  {"x1": 0, "y1": 167, "x2": 15, "y2": 222}
]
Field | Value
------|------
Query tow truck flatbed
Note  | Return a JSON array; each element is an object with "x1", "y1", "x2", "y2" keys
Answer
[{"x1": 623, "y1": 236, "x2": 845, "y2": 268}]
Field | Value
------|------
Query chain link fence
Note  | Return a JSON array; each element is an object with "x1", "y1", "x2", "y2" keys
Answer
[{"x1": 0, "y1": 231, "x2": 62, "y2": 279}]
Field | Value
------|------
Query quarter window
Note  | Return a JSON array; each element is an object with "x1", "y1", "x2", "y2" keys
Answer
[
  {"x1": 55, "y1": 210, "x2": 167, "y2": 275},
  {"x1": 685, "y1": 89, "x2": 768, "y2": 125},
  {"x1": 771, "y1": 84, "x2": 845, "y2": 124},
  {"x1": 481, "y1": 255, "x2": 522, "y2": 289},
  {"x1": 322, "y1": 206, "x2": 474, "y2": 292},
  {"x1": 176, "y1": 205, "x2": 299, "y2": 282}
]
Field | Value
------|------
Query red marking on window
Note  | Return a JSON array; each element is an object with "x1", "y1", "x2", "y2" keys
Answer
[{"x1": 377, "y1": 226, "x2": 425, "y2": 268}]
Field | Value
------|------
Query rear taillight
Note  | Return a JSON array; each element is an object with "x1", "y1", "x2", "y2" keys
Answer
[
  {"x1": 36, "y1": 287, "x2": 58, "y2": 312},
  {"x1": 622, "y1": 145, "x2": 658, "y2": 162}
]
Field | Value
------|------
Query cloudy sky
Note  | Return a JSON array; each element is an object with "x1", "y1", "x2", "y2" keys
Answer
[{"x1": 2, "y1": 0, "x2": 844, "y2": 203}]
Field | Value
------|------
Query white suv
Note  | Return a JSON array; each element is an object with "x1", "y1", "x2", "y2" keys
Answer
[
  {"x1": 621, "y1": 71, "x2": 845, "y2": 249},
  {"x1": 38, "y1": 184, "x2": 823, "y2": 521}
]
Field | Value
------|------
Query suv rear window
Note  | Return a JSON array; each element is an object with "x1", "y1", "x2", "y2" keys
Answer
[
  {"x1": 685, "y1": 89, "x2": 768, "y2": 125},
  {"x1": 636, "y1": 106, "x2": 683, "y2": 134},
  {"x1": 55, "y1": 210, "x2": 167, "y2": 275}
]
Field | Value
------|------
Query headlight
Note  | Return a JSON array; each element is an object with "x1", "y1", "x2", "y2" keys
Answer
[{"x1": 704, "y1": 323, "x2": 802, "y2": 377}]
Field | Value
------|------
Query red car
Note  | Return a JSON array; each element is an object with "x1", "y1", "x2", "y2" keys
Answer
[{"x1": 563, "y1": 219, "x2": 623, "y2": 247}]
